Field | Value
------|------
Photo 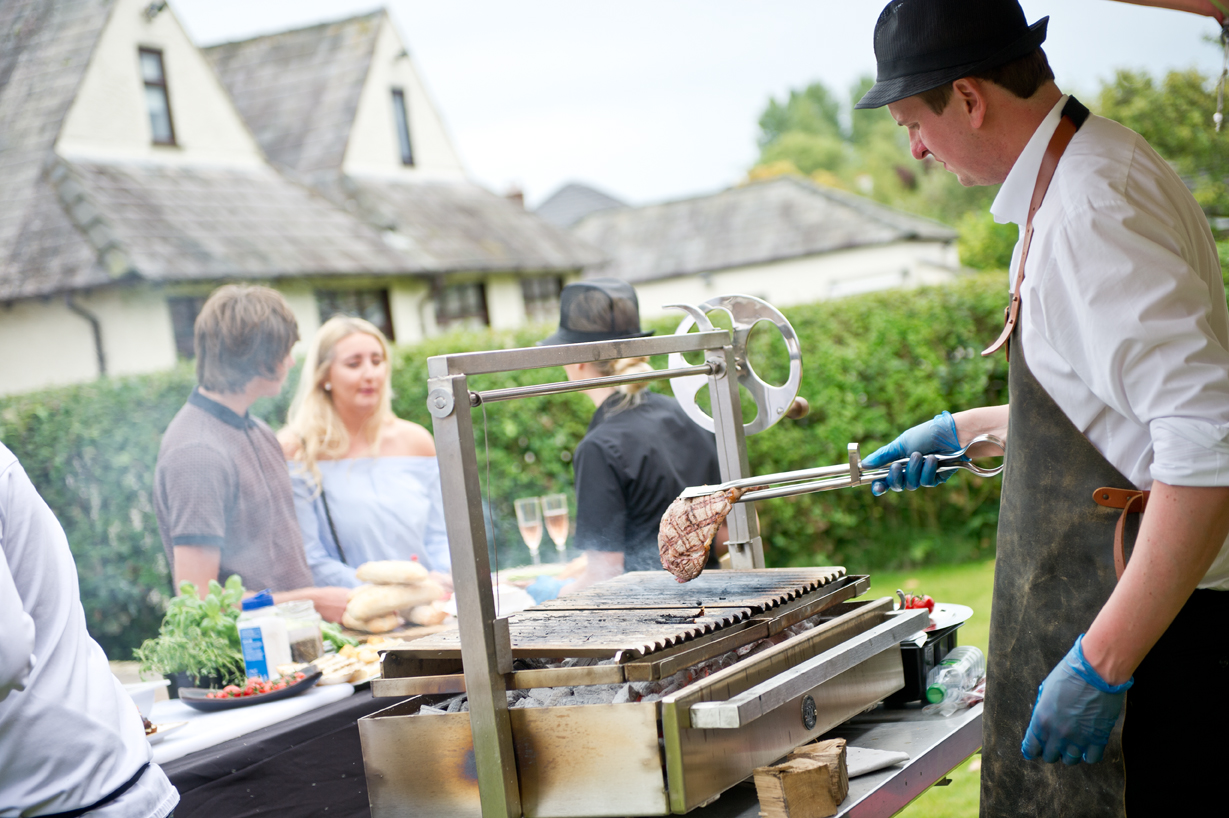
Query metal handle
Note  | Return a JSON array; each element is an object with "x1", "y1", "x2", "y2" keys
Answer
[
  {"x1": 678, "y1": 433, "x2": 1006, "y2": 502},
  {"x1": 737, "y1": 434, "x2": 1005, "y2": 503},
  {"x1": 687, "y1": 608, "x2": 929, "y2": 729}
]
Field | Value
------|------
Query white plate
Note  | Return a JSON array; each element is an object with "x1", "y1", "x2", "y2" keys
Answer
[
  {"x1": 146, "y1": 721, "x2": 188, "y2": 746},
  {"x1": 928, "y1": 602, "x2": 973, "y2": 632}
]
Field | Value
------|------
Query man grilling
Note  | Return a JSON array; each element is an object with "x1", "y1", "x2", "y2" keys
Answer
[{"x1": 855, "y1": 1, "x2": 1229, "y2": 814}]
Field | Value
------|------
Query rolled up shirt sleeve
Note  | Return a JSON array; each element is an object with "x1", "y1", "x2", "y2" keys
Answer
[{"x1": 1034, "y1": 198, "x2": 1229, "y2": 487}]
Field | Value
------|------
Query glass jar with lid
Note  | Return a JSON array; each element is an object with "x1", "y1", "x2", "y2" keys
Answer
[{"x1": 276, "y1": 599, "x2": 324, "y2": 664}]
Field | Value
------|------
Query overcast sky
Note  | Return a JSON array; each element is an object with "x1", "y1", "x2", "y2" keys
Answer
[{"x1": 171, "y1": 1, "x2": 1226, "y2": 207}]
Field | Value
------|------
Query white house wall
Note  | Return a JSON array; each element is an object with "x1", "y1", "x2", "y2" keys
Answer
[
  {"x1": 388, "y1": 280, "x2": 431, "y2": 345},
  {"x1": 0, "y1": 286, "x2": 177, "y2": 397},
  {"x1": 485, "y1": 274, "x2": 526, "y2": 331},
  {"x1": 633, "y1": 241, "x2": 959, "y2": 323},
  {"x1": 56, "y1": 0, "x2": 264, "y2": 168},
  {"x1": 343, "y1": 16, "x2": 466, "y2": 179}
]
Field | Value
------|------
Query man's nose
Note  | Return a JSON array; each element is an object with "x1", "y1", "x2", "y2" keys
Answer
[{"x1": 909, "y1": 132, "x2": 929, "y2": 161}]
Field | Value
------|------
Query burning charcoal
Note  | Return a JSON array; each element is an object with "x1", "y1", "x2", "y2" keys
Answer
[
  {"x1": 418, "y1": 705, "x2": 448, "y2": 715},
  {"x1": 445, "y1": 695, "x2": 468, "y2": 713},
  {"x1": 658, "y1": 487, "x2": 749, "y2": 582}
]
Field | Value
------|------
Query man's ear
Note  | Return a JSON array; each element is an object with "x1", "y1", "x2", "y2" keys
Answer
[{"x1": 951, "y1": 77, "x2": 988, "y2": 129}]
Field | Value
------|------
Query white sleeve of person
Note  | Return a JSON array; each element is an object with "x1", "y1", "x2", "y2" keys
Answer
[
  {"x1": 0, "y1": 520, "x2": 37, "y2": 701},
  {"x1": 1025, "y1": 139, "x2": 1229, "y2": 488}
]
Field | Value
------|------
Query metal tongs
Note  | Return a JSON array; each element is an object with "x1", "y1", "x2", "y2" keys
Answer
[{"x1": 678, "y1": 434, "x2": 1006, "y2": 503}]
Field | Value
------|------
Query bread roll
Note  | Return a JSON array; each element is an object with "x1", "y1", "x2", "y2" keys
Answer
[
  {"x1": 355, "y1": 560, "x2": 429, "y2": 586},
  {"x1": 406, "y1": 604, "x2": 448, "y2": 626},
  {"x1": 346, "y1": 581, "x2": 444, "y2": 621},
  {"x1": 342, "y1": 610, "x2": 403, "y2": 633}
]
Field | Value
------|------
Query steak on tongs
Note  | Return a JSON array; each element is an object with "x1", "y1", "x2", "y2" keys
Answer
[{"x1": 658, "y1": 487, "x2": 747, "y2": 583}]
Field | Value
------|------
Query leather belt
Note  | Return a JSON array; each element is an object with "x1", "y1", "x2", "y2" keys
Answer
[{"x1": 1092, "y1": 487, "x2": 1150, "y2": 580}]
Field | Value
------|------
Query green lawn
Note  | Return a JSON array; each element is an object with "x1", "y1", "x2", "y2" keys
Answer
[{"x1": 856, "y1": 559, "x2": 996, "y2": 818}]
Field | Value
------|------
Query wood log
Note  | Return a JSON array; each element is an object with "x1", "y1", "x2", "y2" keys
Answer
[{"x1": 753, "y1": 738, "x2": 848, "y2": 818}]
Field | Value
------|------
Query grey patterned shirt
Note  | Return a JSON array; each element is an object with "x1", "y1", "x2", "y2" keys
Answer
[{"x1": 154, "y1": 389, "x2": 312, "y2": 593}]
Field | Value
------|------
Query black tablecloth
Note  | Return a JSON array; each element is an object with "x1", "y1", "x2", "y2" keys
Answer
[{"x1": 161, "y1": 689, "x2": 394, "y2": 818}]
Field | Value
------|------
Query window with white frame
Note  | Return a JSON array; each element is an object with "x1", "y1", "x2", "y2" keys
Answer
[
  {"x1": 435, "y1": 282, "x2": 488, "y2": 331},
  {"x1": 316, "y1": 289, "x2": 396, "y2": 341},
  {"x1": 391, "y1": 89, "x2": 414, "y2": 166},
  {"x1": 139, "y1": 48, "x2": 176, "y2": 145},
  {"x1": 521, "y1": 276, "x2": 563, "y2": 325}
]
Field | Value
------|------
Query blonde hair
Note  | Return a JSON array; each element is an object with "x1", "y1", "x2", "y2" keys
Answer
[
  {"x1": 591, "y1": 356, "x2": 653, "y2": 413},
  {"x1": 284, "y1": 316, "x2": 394, "y2": 489}
]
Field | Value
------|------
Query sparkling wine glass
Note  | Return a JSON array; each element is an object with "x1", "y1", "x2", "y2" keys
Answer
[
  {"x1": 541, "y1": 494, "x2": 570, "y2": 556},
  {"x1": 514, "y1": 497, "x2": 543, "y2": 565}
]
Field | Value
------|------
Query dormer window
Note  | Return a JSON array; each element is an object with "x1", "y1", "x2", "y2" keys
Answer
[
  {"x1": 391, "y1": 89, "x2": 413, "y2": 166},
  {"x1": 139, "y1": 48, "x2": 176, "y2": 145}
]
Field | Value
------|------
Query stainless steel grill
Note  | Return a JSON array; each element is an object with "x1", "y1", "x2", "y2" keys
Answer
[{"x1": 357, "y1": 296, "x2": 925, "y2": 818}]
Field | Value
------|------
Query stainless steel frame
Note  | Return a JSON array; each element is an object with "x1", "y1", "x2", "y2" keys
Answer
[{"x1": 423, "y1": 321, "x2": 773, "y2": 818}]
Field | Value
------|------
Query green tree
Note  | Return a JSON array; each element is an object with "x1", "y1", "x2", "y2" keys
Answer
[{"x1": 1097, "y1": 68, "x2": 1229, "y2": 216}]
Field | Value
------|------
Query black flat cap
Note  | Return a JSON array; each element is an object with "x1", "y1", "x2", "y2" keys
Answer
[
  {"x1": 856, "y1": 0, "x2": 1047, "y2": 109},
  {"x1": 538, "y1": 278, "x2": 654, "y2": 346}
]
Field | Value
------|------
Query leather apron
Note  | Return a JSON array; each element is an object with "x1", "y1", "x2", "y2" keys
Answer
[
  {"x1": 979, "y1": 322, "x2": 1138, "y2": 817},
  {"x1": 979, "y1": 96, "x2": 1140, "y2": 818}
]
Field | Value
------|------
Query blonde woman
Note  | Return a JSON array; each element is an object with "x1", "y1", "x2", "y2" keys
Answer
[
  {"x1": 541, "y1": 279, "x2": 722, "y2": 593},
  {"x1": 278, "y1": 316, "x2": 451, "y2": 588}
]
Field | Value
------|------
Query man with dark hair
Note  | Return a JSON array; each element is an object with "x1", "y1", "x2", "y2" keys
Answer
[
  {"x1": 154, "y1": 285, "x2": 349, "y2": 621},
  {"x1": 855, "y1": 1, "x2": 1229, "y2": 815}
]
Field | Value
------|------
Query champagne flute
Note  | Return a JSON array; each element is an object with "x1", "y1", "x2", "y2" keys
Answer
[
  {"x1": 514, "y1": 497, "x2": 543, "y2": 565},
  {"x1": 541, "y1": 493, "x2": 570, "y2": 557}
]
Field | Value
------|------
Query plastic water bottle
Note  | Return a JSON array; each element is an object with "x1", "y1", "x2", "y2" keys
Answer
[{"x1": 925, "y1": 645, "x2": 985, "y2": 705}]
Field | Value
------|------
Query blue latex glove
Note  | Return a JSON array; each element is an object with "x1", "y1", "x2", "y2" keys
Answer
[
  {"x1": 526, "y1": 575, "x2": 571, "y2": 604},
  {"x1": 861, "y1": 411, "x2": 961, "y2": 496},
  {"x1": 1022, "y1": 635, "x2": 1132, "y2": 765}
]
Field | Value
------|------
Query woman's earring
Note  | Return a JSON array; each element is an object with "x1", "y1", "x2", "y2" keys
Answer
[{"x1": 324, "y1": 383, "x2": 332, "y2": 391}]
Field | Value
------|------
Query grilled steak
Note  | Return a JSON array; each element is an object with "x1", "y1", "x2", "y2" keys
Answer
[{"x1": 658, "y1": 487, "x2": 745, "y2": 582}]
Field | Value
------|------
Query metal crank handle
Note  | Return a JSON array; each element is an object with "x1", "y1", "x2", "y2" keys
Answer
[{"x1": 733, "y1": 434, "x2": 1006, "y2": 504}]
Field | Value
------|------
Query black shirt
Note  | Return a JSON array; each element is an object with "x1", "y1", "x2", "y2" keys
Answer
[{"x1": 572, "y1": 391, "x2": 722, "y2": 571}]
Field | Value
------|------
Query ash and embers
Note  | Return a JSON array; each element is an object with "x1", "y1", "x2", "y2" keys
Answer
[{"x1": 417, "y1": 610, "x2": 828, "y2": 715}]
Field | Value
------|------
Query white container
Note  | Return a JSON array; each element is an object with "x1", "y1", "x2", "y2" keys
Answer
[
  {"x1": 123, "y1": 679, "x2": 170, "y2": 720},
  {"x1": 237, "y1": 590, "x2": 292, "y2": 679}
]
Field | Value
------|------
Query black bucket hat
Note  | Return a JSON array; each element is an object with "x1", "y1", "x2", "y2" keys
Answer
[
  {"x1": 855, "y1": 0, "x2": 1048, "y2": 110},
  {"x1": 538, "y1": 278, "x2": 655, "y2": 346}
]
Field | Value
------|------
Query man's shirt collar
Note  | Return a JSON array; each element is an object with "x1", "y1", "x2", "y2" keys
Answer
[
  {"x1": 990, "y1": 95, "x2": 1069, "y2": 227},
  {"x1": 189, "y1": 386, "x2": 254, "y2": 429}
]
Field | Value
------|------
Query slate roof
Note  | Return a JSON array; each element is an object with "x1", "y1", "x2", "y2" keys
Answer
[
  {"x1": 0, "y1": 3, "x2": 594, "y2": 302},
  {"x1": 341, "y1": 177, "x2": 603, "y2": 272},
  {"x1": 206, "y1": 11, "x2": 599, "y2": 274},
  {"x1": 0, "y1": 0, "x2": 114, "y2": 300},
  {"x1": 571, "y1": 176, "x2": 958, "y2": 284},
  {"x1": 535, "y1": 182, "x2": 626, "y2": 229},
  {"x1": 203, "y1": 11, "x2": 383, "y2": 183}
]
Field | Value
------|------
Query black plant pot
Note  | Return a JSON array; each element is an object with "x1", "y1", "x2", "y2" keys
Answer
[{"x1": 166, "y1": 671, "x2": 226, "y2": 699}]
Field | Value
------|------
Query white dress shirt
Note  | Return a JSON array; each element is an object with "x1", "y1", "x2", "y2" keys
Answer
[
  {"x1": 0, "y1": 443, "x2": 179, "y2": 818},
  {"x1": 991, "y1": 95, "x2": 1229, "y2": 589}
]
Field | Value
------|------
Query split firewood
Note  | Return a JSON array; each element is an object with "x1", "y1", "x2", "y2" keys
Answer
[{"x1": 753, "y1": 738, "x2": 848, "y2": 818}]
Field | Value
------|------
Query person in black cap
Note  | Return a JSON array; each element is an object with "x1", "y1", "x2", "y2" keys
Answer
[
  {"x1": 855, "y1": 1, "x2": 1229, "y2": 815},
  {"x1": 540, "y1": 278, "x2": 723, "y2": 593}
]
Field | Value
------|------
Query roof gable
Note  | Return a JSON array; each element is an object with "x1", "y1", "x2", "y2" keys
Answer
[
  {"x1": 0, "y1": 0, "x2": 115, "y2": 300},
  {"x1": 536, "y1": 182, "x2": 627, "y2": 228},
  {"x1": 205, "y1": 11, "x2": 383, "y2": 181},
  {"x1": 572, "y1": 176, "x2": 957, "y2": 284},
  {"x1": 56, "y1": 0, "x2": 264, "y2": 167}
]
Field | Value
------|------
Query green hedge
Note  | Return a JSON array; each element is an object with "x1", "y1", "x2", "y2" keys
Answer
[{"x1": 1, "y1": 272, "x2": 1013, "y2": 657}]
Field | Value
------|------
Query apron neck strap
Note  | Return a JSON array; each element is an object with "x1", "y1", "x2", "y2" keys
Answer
[{"x1": 983, "y1": 96, "x2": 1089, "y2": 359}]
